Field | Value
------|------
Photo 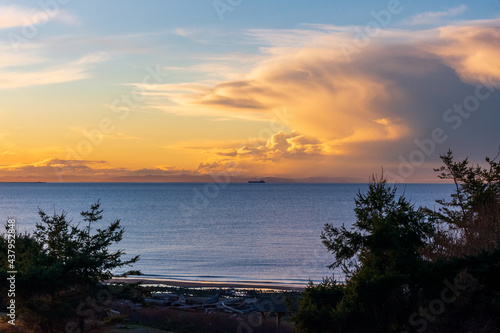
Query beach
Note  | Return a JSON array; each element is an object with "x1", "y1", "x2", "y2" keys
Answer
[
  {"x1": 108, "y1": 277, "x2": 306, "y2": 291},
  {"x1": 101, "y1": 277, "x2": 300, "y2": 333}
]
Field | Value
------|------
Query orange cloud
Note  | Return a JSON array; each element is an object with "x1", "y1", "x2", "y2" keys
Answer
[
  {"x1": 152, "y1": 29, "x2": 420, "y2": 149},
  {"x1": 205, "y1": 131, "x2": 334, "y2": 160},
  {"x1": 141, "y1": 20, "x2": 500, "y2": 180},
  {"x1": 0, "y1": 159, "x2": 197, "y2": 182},
  {"x1": 193, "y1": 131, "x2": 343, "y2": 177},
  {"x1": 155, "y1": 43, "x2": 413, "y2": 146},
  {"x1": 431, "y1": 24, "x2": 500, "y2": 83}
]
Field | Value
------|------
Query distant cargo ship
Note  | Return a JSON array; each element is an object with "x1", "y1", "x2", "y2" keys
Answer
[{"x1": 248, "y1": 180, "x2": 265, "y2": 183}]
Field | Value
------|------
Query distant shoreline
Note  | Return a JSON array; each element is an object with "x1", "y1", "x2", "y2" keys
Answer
[{"x1": 107, "y1": 277, "x2": 306, "y2": 291}]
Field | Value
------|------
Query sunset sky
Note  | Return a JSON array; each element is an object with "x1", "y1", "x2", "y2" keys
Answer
[{"x1": 1, "y1": 0, "x2": 500, "y2": 182}]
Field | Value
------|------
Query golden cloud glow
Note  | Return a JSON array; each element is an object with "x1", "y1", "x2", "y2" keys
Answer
[{"x1": 432, "y1": 24, "x2": 500, "y2": 82}]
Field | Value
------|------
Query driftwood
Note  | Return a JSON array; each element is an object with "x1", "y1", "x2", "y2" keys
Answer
[
  {"x1": 143, "y1": 293, "x2": 278, "y2": 315},
  {"x1": 221, "y1": 301, "x2": 244, "y2": 314}
]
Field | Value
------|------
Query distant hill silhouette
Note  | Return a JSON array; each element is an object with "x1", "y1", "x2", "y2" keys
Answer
[{"x1": 0, "y1": 174, "x2": 364, "y2": 183}]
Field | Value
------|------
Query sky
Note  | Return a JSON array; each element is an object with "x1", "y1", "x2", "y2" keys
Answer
[{"x1": 1, "y1": 0, "x2": 500, "y2": 182}]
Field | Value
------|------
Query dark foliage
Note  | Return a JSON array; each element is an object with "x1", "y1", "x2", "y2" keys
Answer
[
  {"x1": 293, "y1": 151, "x2": 500, "y2": 333},
  {"x1": 0, "y1": 201, "x2": 140, "y2": 332}
]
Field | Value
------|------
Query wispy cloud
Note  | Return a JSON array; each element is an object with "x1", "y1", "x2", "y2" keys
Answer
[
  {"x1": 0, "y1": 5, "x2": 80, "y2": 29},
  {"x1": 173, "y1": 28, "x2": 198, "y2": 37},
  {"x1": 0, "y1": 52, "x2": 108, "y2": 89},
  {"x1": 0, "y1": 43, "x2": 43, "y2": 69},
  {"x1": 405, "y1": 5, "x2": 467, "y2": 26},
  {"x1": 0, "y1": 151, "x2": 15, "y2": 156}
]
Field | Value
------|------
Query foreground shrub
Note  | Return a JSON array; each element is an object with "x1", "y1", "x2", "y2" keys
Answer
[
  {"x1": 293, "y1": 150, "x2": 500, "y2": 332},
  {"x1": 0, "y1": 201, "x2": 140, "y2": 332}
]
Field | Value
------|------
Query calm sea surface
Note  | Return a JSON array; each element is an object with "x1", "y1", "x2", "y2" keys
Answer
[{"x1": 0, "y1": 183, "x2": 454, "y2": 287}]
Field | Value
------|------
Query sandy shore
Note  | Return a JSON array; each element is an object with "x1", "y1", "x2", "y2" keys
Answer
[{"x1": 106, "y1": 277, "x2": 305, "y2": 291}]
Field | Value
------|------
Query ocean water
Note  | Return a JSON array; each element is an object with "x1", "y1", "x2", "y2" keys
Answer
[{"x1": 0, "y1": 183, "x2": 454, "y2": 287}]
